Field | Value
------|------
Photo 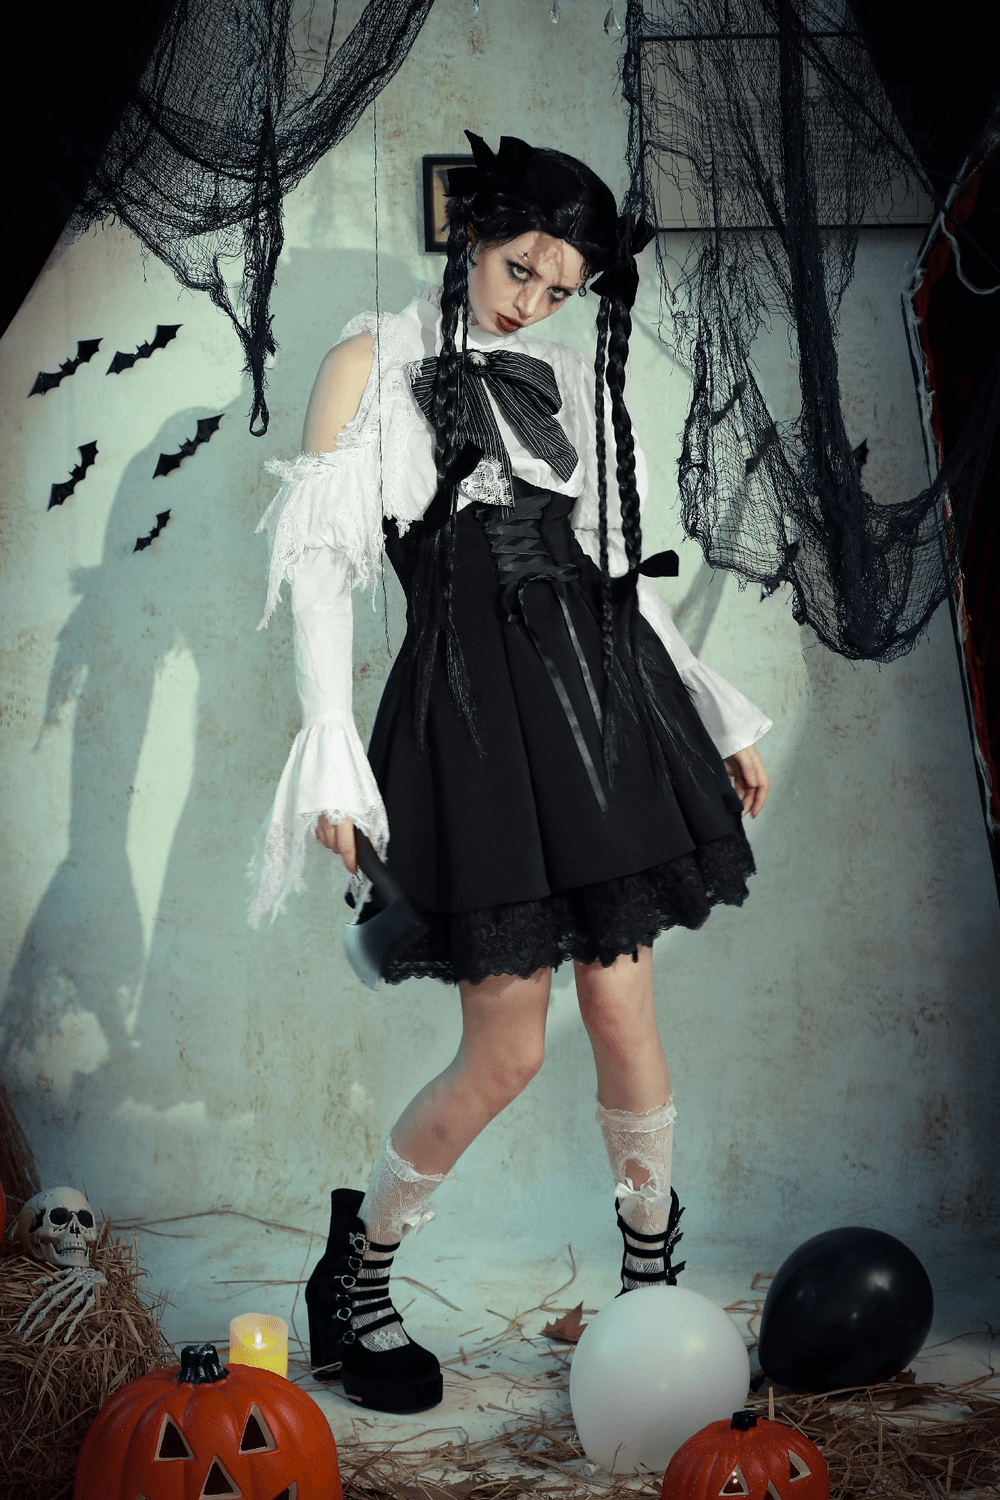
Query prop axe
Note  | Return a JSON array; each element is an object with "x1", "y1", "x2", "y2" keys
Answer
[{"x1": 342, "y1": 831, "x2": 427, "y2": 990}]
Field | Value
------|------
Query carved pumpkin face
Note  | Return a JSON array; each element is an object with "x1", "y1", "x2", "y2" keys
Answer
[
  {"x1": 661, "y1": 1410, "x2": 829, "y2": 1500},
  {"x1": 74, "y1": 1344, "x2": 343, "y2": 1500}
]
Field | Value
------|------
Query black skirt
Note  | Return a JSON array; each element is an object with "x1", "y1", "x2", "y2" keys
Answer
[{"x1": 362, "y1": 483, "x2": 755, "y2": 985}]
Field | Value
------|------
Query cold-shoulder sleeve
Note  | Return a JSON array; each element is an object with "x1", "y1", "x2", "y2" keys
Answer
[
  {"x1": 248, "y1": 310, "x2": 431, "y2": 925},
  {"x1": 254, "y1": 309, "x2": 435, "y2": 628},
  {"x1": 565, "y1": 347, "x2": 772, "y2": 760}
]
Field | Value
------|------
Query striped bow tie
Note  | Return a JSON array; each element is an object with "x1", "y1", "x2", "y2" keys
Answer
[{"x1": 408, "y1": 349, "x2": 579, "y2": 499}]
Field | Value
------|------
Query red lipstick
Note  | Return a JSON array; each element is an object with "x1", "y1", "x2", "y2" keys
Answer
[{"x1": 495, "y1": 313, "x2": 523, "y2": 333}]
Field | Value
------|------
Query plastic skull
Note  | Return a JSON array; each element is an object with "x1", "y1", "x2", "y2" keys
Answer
[{"x1": 17, "y1": 1187, "x2": 100, "y2": 1269}]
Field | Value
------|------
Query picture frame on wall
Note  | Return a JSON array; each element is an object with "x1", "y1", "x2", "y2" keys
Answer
[{"x1": 422, "y1": 155, "x2": 474, "y2": 252}]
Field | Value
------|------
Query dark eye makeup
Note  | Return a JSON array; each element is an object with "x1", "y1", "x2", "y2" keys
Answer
[{"x1": 505, "y1": 260, "x2": 570, "y2": 302}]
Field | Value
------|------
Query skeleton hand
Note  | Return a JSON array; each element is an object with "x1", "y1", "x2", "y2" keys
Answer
[{"x1": 15, "y1": 1267, "x2": 106, "y2": 1345}]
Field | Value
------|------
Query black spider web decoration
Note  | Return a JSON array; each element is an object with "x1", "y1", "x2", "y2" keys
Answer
[
  {"x1": 68, "y1": 0, "x2": 438, "y2": 435},
  {"x1": 622, "y1": 0, "x2": 1000, "y2": 663}
]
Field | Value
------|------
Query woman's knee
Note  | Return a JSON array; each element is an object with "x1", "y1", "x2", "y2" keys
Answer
[
  {"x1": 575, "y1": 950, "x2": 657, "y2": 1057},
  {"x1": 459, "y1": 967, "x2": 549, "y2": 1110},
  {"x1": 474, "y1": 1040, "x2": 545, "y2": 1112}
]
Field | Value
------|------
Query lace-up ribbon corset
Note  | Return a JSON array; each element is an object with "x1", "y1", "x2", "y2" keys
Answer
[{"x1": 475, "y1": 486, "x2": 609, "y2": 814}]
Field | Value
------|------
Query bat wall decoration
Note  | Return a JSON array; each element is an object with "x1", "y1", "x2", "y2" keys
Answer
[
  {"x1": 107, "y1": 324, "x2": 181, "y2": 375},
  {"x1": 48, "y1": 443, "x2": 99, "y2": 510},
  {"x1": 153, "y1": 414, "x2": 224, "y2": 477},
  {"x1": 134, "y1": 511, "x2": 172, "y2": 552},
  {"x1": 29, "y1": 339, "x2": 102, "y2": 396}
]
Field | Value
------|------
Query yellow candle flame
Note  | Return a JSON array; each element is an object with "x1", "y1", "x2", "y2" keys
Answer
[{"x1": 252, "y1": 1330, "x2": 266, "y2": 1349}]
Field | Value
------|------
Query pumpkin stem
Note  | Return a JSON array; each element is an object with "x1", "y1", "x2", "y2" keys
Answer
[
  {"x1": 178, "y1": 1343, "x2": 229, "y2": 1385},
  {"x1": 730, "y1": 1409, "x2": 758, "y2": 1429}
]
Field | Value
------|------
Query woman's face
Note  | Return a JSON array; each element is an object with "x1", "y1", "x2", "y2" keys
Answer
[{"x1": 467, "y1": 230, "x2": 586, "y2": 335}]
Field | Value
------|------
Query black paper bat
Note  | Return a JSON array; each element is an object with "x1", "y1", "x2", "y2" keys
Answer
[
  {"x1": 152, "y1": 415, "x2": 224, "y2": 477},
  {"x1": 107, "y1": 324, "x2": 181, "y2": 375},
  {"x1": 760, "y1": 540, "x2": 801, "y2": 600},
  {"x1": 134, "y1": 511, "x2": 172, "y2": 552},
  {"x1": 30, "y1": 339, "x2": 102, "y2": 396},
  {"x1": 48, "y1": 442, "x2": 98, "y2": 510}
]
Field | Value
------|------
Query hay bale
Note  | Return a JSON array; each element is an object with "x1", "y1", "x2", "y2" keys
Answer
[{"x1": 0, "y1": 1225, "x2": 172, "y2": 1500}]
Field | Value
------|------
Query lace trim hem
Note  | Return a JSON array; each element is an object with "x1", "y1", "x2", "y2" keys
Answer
[{"x1": 376, "y1": 830, "x2": 755, "y2": 986}]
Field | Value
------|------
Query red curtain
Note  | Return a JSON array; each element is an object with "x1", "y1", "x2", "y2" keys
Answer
[{"x1": 911, "y1": 149, "x2": 1000, "y2": 843}]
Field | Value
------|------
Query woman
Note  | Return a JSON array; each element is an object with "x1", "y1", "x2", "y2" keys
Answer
[{"x1": 251, "y1": 133, "x2": 771, "y2": 1415}]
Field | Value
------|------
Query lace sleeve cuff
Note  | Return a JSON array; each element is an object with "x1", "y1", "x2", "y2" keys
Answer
[
  {"x1": 637, "y1": 577, "x2": 773, "y2": 759},
  {"x1": 247, "y1": 715, "x2": 389, "y2": 926}
]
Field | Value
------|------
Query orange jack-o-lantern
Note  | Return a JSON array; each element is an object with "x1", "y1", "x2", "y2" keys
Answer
[
  {"x1": 74, "y1": 1342, "x2": 343, "y2": 1500},
  {"x1": 661, "y1": 1410, "x2": 829, "y2": 1500}
]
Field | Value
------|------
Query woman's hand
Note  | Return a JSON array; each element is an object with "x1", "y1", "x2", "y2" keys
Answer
[
  {"x1": 723, "y1": 746, "x2": 770, "y2": 818},
  {"x1": 316, "y1": 814, "x2": 358, "y2": 873}
]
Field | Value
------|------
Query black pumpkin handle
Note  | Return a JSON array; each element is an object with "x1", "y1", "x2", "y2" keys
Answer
[
  {"x1": 178, "y1": 1343, "x2": 229, "y2": 1384},
  {"x1": 730, "y1": 1409, "x2": 759, "y2": 1429}
]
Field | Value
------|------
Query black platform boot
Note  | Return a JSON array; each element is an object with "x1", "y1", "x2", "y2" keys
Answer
[
  {"x1": 305, "y1": 1187, "x2": 443, "y2": 1413},
  {"x1": 614, "y1": 1187, "x2": 686, "y2": 1294}
]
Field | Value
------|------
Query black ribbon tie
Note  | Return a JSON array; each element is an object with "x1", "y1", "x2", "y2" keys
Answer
[{"x1": 409, "y1": 349, "x2": 579, "y2": 501}]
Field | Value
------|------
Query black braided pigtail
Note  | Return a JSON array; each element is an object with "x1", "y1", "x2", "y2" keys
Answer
[
  {"x1": 604, "y1": 268, "x2": 696, "y2": 780},
  {"x1": 605, "y1": 288, "x2": 643, "y2": 574},
  {"x1": 593, "y1": 294, "x2": 622, "y2": 772},
  {"x1": 409, "y1": 209, "x2": 482, "y2": 751}
]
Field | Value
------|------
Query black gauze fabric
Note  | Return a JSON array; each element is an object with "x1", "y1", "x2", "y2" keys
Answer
[
  {"x1": 69, "y1": 0, "x2": 437, "y2": 434},
  {"x1": 622, "y1": 0, "x2": 1000, "y2": 662}
]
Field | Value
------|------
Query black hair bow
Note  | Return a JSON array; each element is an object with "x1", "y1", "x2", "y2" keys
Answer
[
  {"x1": 446, "y1": 131, "x2": 537, "y2": 202},
  {"x1": 409, "y1": 348, "x2": 578, "y2": 500},
  {"x1": 590, "y1": 214, "x2": 657, "y2": 307}
]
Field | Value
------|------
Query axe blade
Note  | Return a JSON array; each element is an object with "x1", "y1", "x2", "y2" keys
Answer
[{"x1": 341, "y1": 831, "x2": 427, "y2": 989}]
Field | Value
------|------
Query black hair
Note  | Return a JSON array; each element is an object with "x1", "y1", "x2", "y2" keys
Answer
[{"x1": 407, "y1": 138, "x2": 646, "y2": 771}]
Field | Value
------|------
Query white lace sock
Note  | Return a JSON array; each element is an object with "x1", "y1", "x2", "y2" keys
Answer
[
  {"x1": 596, "y1": 1096, "x2": 677, "y2": 1291},
  {"x1": 354, "y1": 1134, "x2": 454, "y2": 1352}
]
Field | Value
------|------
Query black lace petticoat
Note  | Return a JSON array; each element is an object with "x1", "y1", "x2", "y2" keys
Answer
[{"x1": 379, "y1": 828, "x2": 755, "y2": 986}]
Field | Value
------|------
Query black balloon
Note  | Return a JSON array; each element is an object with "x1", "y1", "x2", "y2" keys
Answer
[{"x1": 758, "y1": 1226, "x2": 934, "y2": 1392}]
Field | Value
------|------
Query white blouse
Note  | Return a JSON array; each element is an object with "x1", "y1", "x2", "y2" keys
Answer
[{"x1": 248, "y1": 285, "x2": 771, "y2": 925}]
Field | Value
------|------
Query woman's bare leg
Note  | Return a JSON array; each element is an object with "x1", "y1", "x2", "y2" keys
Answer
[
  {"x1": 576, "y1": 947, "x2": 680, "y2": 1289},
  {"x1": 389, "y1": 966, "x2": 552, "y2": 1175},
  {"x1": 575, "y1": 946, "x2": 671, "y2": 1117},
  {"x1": 347, "y1": 968, "x2": 551, "y2": 1355}
]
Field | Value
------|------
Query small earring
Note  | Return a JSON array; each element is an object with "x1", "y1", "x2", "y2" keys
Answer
[{"x1": 578, "y1": 284, "x2": 588, "y2": 297}]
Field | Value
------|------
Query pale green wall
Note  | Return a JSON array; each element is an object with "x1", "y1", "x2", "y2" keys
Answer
[{"x1": 1, "y1": 0, "x2": 997, "y2": 1259}]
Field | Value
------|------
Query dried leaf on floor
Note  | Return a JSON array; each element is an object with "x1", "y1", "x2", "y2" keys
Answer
[{"x1": 540, "y1": 1303, "x2": 587, "y2": 1344}]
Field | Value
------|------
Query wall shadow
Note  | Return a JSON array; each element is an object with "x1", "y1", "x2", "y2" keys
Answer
[{"x1": 1, "y1": 247, "x2": 419, "y2": 1210}]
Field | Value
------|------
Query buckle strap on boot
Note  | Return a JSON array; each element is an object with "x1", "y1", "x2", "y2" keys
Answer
[{"x1": 615, "y1": 1187, "x2": 687, "y2": 1292}]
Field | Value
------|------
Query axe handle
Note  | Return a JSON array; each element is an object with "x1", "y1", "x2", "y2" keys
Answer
[{"x1": 354, "y1": 828, "x2": 406, "y2": 908}]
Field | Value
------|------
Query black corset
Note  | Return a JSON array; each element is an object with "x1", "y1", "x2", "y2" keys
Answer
[{"x1": 473, "y1": 484, "x2": 609, "y2": 815}]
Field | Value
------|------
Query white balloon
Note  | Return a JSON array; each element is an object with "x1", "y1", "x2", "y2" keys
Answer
[{"x1": 569, "y1": 1287, "x2": 751, "y2": 1475}]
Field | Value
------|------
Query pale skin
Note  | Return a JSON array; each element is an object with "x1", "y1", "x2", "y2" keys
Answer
[{"x1": 306, "y1": 231, "x2": 770, "y2": 1179}]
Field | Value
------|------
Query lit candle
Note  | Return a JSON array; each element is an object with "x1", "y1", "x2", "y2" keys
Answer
[{"x1": 229, "y1": 1313, "x2": 289, "y2": 1378}]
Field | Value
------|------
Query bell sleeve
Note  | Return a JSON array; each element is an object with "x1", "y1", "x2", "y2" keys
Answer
[
  {"x1": 566, "y1": 349, "x2": 772, "y2": 761},
  {"x1": 247, "y1": 543, "x2": 390, "y2": 927},
  {"x1": 247, "y1": 434, "x2": 391, "y2": 927}
]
